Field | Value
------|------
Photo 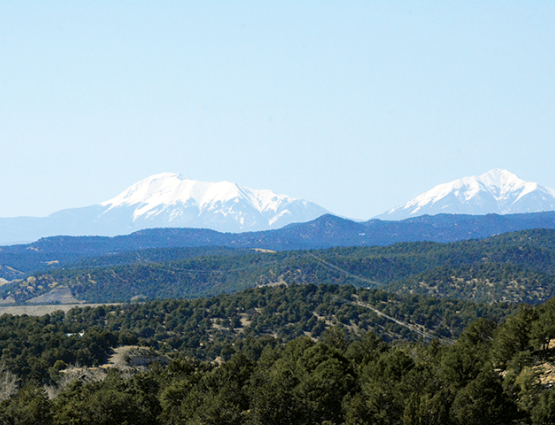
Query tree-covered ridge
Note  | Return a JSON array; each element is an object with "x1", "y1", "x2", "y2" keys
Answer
[
  {"x1": 390, "y1": 263, "x2": 555, "y2": 304},
  {"x1": 5, "y1": 288, "x2": 555, "y2": 423},
  {"x1": 0, "y1": 284, "x2": 516, "y2": 389},
  {"x1": 0, "y1": 245, "x2": 245, "y2": 281},
  {"x1": 3, "y1": 228, "x2": 555, "y2": 304},
  {"x1": 2, "y1": 211, "x2": 555, "y2": 280}
]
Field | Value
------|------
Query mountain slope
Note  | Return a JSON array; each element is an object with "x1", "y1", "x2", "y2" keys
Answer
[
  {"x1": 0, "y1": 173, "x2": 328, "y2": 244},
  {"x1": 100, "y1": 173, "x2": 327, "y2": 231},
  {"x1": 378, "y1": 169, "x2": 555, "y2": 220},
  {"x1": 2, "y1": 211, "x2": 555, "y2": 280},
  {"x1": 4, "y1": 228, "x2": 555, "y2": 305}
]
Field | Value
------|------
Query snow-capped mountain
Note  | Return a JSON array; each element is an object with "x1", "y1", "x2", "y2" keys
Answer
[
  {"x1": 377, "y1": 169, "x2": 555, "y2": 220},
  {"x1": 0, "y1": 174, "x2": 328, "y2": 244},
  {"x1": 99, "y1": 173, "x2": 327, "y2": 232}
]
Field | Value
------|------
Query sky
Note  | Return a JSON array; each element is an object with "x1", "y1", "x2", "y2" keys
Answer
[{"x1": 1, "y1": 1, "x2": 554, "y2": 220}]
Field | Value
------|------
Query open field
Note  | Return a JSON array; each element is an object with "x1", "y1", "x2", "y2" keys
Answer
[{"x1": 0, "y1": 303, "x2": 121, "y2": 316}]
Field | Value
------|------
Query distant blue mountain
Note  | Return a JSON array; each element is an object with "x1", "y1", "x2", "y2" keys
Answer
[{"x1": 2, "y1": 211, "x2": 555, "y2": 280}]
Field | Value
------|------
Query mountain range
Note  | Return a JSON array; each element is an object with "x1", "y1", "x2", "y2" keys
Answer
[
  {"x1": 0, "y1": 173, "x2": 328, "y2": 244},
  {"x1": 1, "y1": 169, "x2": 555, "y2": 245},
  {"x1": 377, "y1": 169, "x2": 555, "y2": 220},
  {"x1": 4, "y1": 225, "x2": 555, "y2": 306},
  {"x1": 2, "y1": 211, "x2": 555, "y2": 281}
]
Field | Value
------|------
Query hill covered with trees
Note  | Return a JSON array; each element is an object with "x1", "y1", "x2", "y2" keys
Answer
[
  {"x1": 2, "y1": 211, "x2": 555, "y2": 281},
  {"x1": 0, "y1": 284, "x2": 517, "y2": 388},
  {"x1": 2, "y1": 283, "x2": 555, "y2": 423},
  {"x1": 3, "y1": 229, "x2": 555, "y2": 305}
]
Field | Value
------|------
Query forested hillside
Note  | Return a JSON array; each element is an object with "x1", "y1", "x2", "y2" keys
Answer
[
  {"x1": 2, "y1": 211, "x2": 555, "y2": 281},
  {"x1": 0, "y1": 284, "x2": 517, "y2": 389},
  {"x1": 3, "y1": 283, "x2": 555, "y2": 423},
  {"x1": 0, "y1": 245, "x2": 245, "y2": 281},
  {"x1": 3, "y1": 229, "x2": 555, "y2": 305}
]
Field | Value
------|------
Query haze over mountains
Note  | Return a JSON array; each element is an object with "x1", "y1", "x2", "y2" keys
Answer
[
  {"x1": 377, "y1": 169, "x2": 555, "y2": 220},
  {"x1": 1, "y1": 169, "x2": 555, "y2": 245},
  {"x1": 0, "y1": 173, "x2": 328, "y2": 244}
]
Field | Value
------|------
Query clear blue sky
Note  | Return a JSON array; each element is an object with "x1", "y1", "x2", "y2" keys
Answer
[{"x1": 1, "y1": 1, "x2": 553, "y2": 220}]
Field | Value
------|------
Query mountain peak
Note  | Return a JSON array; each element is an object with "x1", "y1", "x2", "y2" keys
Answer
[
  {"x1": 377, "y1": 169, "x2": 555, "y2": 220},
  {"x1": 99, "y1": 173, "x2": 328, "y2": 232},
  {"x1": 101, "y1": 174, "x2": 241, "y2": 212},
  {"x1": 0, "y1": 174, "x2": 330, "y2": 243}
]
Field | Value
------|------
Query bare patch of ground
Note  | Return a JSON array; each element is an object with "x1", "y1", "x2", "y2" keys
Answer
[
  {"x1": 58, "y1": 346, "x2": 171, "y2": 376},
  {"x1": 103, "y1": 346, "x2": 172, "y2": 369},
  {"x1": 45, "y1": 346, "x2": 171, "y2": 399},
  {"x1": 0, "y1": 303, "x2": 121, "y2": 316},
  {"x1": 0, "y1": 296, "x2": 16, "y2": 305},
  {"x1": 27, "y1": 286, "x2": 82, "y2": 304},
  {"x1": 535, "y1": 362, "x2": 555, "y2": 388},
  {"x1": 259, "y1": 275, "x2": 288, "y2": 287},
  {"x1": 239, "y1": 312, "x2": 252, "y2": 328}
]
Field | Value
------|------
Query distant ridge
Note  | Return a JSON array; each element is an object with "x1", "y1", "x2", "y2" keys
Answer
[
  {"x1": 7, "y1": 211, "x2": 555, "y2": 254},
  {"x1": 2, "y1": 211, "x2": 555, "y2": 280},
  {"x1": 377, "y1": 169, "x2": 555, "y2": 220}
]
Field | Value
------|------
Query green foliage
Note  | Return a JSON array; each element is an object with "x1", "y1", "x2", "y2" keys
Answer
[
  {"x1": 7, "y1": 288, "x2": 555, "y2": 423},
  {"x1": 5, "y1": 228, "x2": 555, "y2": 305},
  {"x1": 63, "y1": 284, "x2": 517, "y2": 360},
  {"x1": 0, "y1": 283, "x2": 518, "y2": 389},
  {"x1": 0, "y1": 311, "x2": 118, "y2": 386},
  {"x1": 531, "y1": 389, "x2": 555, "y2": 425},
  {"x1": 449, "y1": 367, "x2": 516, "y2": 425},
  {"x1": 52, "y1": 371, "x2": 161, "y2": 425},
  {"x1": 9, "y1": 258, "x2": 555, "y2": 424},
  {"x1": 0, "y1": 386, "x2": 52, "y2": 425}
]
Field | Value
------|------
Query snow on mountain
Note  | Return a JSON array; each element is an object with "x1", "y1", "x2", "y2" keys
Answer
[
  {"x1": 0, "y1": 173, "x2": 329, "y2": 244},
  {"x1": 99, "y1": 173, "x2": 328, "y2": 232},
  {"x1": 376, "y1": 169, "x2": 555, "y2": 220}
]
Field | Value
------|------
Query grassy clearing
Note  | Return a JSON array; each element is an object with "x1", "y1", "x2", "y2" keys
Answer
[{"x1": 0, "y1": 303, "x2": 120, "y2": 316}]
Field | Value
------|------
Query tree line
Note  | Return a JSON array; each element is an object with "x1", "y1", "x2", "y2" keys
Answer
[{"x1": 4, "y1": 229, "x2": 555, "y2": 305}]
